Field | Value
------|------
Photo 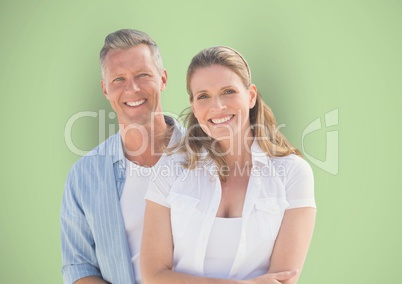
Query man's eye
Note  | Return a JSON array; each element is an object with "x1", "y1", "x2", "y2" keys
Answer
[
  {"x1": 139, "y1": 73, "x2": 149, "y2": 77},
  {"x1": 113, "y1": 77, "x2": 124, "y2": 82}
]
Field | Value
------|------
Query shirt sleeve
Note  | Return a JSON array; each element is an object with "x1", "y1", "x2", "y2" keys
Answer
[
  {"x1": 60, "y1": 166, "x2": 103, "y2": 284},
  {"x1": 284, "y1": 156, "x2": 316, "y2": 209},
  {"x1": 145, "y1": 155, "x2": 183, "y2": 208}
]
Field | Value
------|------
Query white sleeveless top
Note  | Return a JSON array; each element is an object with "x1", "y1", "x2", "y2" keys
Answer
[{"x1": 204, "y1": 218, "x2": 243, "y2": 278}]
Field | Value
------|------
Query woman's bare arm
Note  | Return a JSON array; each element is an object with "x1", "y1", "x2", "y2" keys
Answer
[
  {"x1": 267, "y1": 207, "x2": 316, "y2": 284},
  {"x1": 141, "y1": 200, "x2": 297, "y2": 284}
]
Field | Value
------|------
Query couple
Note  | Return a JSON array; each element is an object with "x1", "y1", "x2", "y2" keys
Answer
[{"x1": 61, "y1": 29, "x2": 316, "y2": 284}]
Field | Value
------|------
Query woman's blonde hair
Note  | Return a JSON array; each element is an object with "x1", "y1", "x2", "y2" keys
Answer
[{"x1": 176, "y1": 46, "x2": 301, "y2": 181}]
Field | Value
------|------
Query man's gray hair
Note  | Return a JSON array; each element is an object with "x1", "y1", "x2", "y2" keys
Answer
[{"x1": 99, "y1": 29, "x2": 163, "y2": 77}]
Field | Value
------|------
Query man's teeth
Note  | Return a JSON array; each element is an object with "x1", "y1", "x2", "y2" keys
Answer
[
  {"x1": 125, "y1": 99, "x2": 145, "y2": 107},
  {"x1": 211, "y1": 115, "x2": 233, "y2": 124}
]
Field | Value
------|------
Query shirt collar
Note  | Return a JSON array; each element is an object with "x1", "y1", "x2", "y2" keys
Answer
[
  {"x1": 250, "y1": 139, "x2": 270, "y2": 166},
  {"x1": 200, "y1": 139, "x2": 270, "y2": 174},
  {"x1": 111, "y1": 130, "x2": 126, "y2": 167},
  {"x1": 194, "y1": 148, "x2": 215, "y2": 175}
]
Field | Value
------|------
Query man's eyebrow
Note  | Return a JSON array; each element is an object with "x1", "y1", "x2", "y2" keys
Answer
[
  {"x1": 109, "y1": 73, "x2": 125, "y2": 77},
  {"x1": 136, "y1": 67, "x2": 153, "y2": 73},
  {"x1": 110, "y1": 67, "x2": 153, "y2": 76}
]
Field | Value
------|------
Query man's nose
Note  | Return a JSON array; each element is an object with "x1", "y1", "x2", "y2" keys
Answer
[{"x1": 125, "y1": 78, "x2": 140, "y2": 93}]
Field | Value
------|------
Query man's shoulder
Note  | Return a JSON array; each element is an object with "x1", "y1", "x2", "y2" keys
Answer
[{"x1": 69, "y1": 133, "x2": 121, "y2": 173}]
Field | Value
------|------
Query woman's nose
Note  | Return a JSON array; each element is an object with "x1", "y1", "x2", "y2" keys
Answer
[{"x1": 210, "y1": 97, "x2": 226, "y2": 112}]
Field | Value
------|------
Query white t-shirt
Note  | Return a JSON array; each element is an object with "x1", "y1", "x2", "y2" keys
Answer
[
  {"x1": 145, "y1": 140, "x2": 316, "y2": 280},
  {"x1": 120, "y1": 118, "x2": 184, "y2": 283},
  {"x1": 120, "y1": 159, "x2": 152, "y2": 284}
]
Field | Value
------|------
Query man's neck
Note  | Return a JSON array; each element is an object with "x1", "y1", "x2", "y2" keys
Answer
[{"x1": 120, "y1": 116, "x2": 170, "y2": 167}]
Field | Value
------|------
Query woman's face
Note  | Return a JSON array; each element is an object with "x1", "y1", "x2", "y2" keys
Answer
[{"x1": 190, "y1": 64, "x2": 256, "y2": 143}]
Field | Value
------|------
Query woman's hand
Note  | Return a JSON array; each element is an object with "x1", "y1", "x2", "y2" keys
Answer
[{"x1": 243, "y1": 270, "x2": 298, "y2": 284}]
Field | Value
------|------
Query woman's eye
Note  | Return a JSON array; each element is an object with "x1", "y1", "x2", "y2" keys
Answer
[
  {"x1": 224, "y1": 89, "x2": 235, "y2": 94},
  {"x1": 197, "y1": 94, "x2": 208, "y2": 100}
]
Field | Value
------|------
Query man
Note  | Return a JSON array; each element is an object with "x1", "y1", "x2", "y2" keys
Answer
[{"x1": 61, "y1": 29, "x2": 183, "y2": 284}]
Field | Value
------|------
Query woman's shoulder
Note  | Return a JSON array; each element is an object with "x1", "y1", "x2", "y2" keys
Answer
[
  {"x1": 270, "y1": 154, "x2": 309, "y2": 167},
  {"x1": 269, "y1": 154, "x2": 313, "y2": 180}
]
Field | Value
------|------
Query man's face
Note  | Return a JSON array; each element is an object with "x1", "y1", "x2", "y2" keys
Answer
[{"x1": 101, "y1": 44, "x2": 167, "y2": 127}]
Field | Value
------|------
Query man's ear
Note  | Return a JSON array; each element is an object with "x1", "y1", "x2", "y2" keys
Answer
[
  {"x1": 160, "y1": 69, "x2": 168, "y2": 91},
  {"x1": 249, "y1": 84, "x2": 257, "y2": 108},
  {"x1": 101, "y1": 80, "x2": 109, "y2": 100}
]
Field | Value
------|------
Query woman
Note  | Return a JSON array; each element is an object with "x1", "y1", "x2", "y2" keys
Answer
[{"x1": 141, "y1": 46, "x2": 316, "y2": 284}]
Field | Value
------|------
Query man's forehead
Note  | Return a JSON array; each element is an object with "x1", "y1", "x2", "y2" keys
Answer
[
  {"x1": 105, "y1": 45, "x2": 151, "y2": 60},
  {"x1": 103, "y1": 48, "x2": 156, "y2": 74}
]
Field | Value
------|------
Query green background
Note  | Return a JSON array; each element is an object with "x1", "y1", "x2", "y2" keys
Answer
[{"x1": 1, "y1": 0, "x2": 400, "y2": 283}]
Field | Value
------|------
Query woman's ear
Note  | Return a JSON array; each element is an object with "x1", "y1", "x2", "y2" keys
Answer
[{"x1": 249, "y1": 84, "x2": 257, "y2": 108}]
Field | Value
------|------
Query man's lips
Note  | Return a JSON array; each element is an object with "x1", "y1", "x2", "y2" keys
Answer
[{"x1": 125, "y1": 99, "x2": 146, "y2": 107}]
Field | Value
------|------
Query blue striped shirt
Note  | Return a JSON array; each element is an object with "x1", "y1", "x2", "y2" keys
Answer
[{"x1": 61, "y1": 117, "x2": 183, "y2": 284}]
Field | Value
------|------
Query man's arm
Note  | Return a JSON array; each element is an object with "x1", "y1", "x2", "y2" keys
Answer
[
  {"x1": 75, "y1": 276, "x2": 109, "y2": 284},
  {"x1": 61, "y1": 166, "x2": 103, "y2": 283}
]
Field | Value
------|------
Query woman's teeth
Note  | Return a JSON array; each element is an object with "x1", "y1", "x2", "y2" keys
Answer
[{"x1": 211, "y1": 115, "x2": 233, "y2": 124}]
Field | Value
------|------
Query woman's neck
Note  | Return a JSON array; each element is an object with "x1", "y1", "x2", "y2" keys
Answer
[{"x1": 219, "y1": 133, "x2": 254, "y2": 171}]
